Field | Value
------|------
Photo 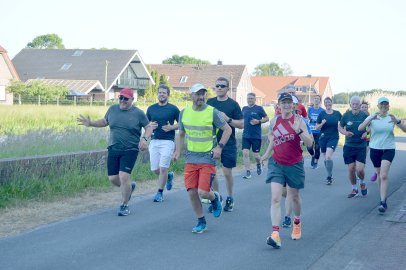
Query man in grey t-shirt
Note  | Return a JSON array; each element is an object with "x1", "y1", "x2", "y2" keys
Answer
[
  {"x1": 173, "y1": 83, "x2": 231, "y2": 234},
  {"x1": 78, "y1": 88, "x2": 152, "y2": 216}
]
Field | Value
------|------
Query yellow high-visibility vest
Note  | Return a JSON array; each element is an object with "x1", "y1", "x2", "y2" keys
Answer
[{"x1": 182, "y1": 105, "x2": 215, "y2": 152}]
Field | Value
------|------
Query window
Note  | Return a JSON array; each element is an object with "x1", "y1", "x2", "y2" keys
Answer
[
  {"x1": 0, "y1": 85, "x2": 5, "y2": 101},
  {"x1": 72, "y1": 50, "x2": 83, "y2": 56},
  {"x1": 60, "y1": 63, "x2": 72, "y2": 71},
  {"x1": 179, "y1": 76, "x2": 188, "y2": 83},
  {"x1": 166, "y1": 76, "x2": 170, "y2": 81}
]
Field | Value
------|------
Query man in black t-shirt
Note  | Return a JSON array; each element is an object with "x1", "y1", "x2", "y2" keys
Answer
[
  {"x1": 146, "y1": 84, "x2": 180, "y2": 203},
  {"x1": 206, "y1": 77, "x2": 243, "y2": 212}
]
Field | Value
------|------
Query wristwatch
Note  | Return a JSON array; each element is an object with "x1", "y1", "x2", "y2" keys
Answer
[
  {"x1": 397, "y1": 119, "x2": 401, "y2": 125},
  {"x1": 142, "y1": 136, "x2": 148, "y2": 142},
  {"x1": 218, "y1": 143, "x2": 224, "y2": 149},
  {"x1": 227, "y1": 118, "x2": 232, "y2": 124},
  {"x1": 296, "y1": 129, "x2": 303, "y2": 136}
]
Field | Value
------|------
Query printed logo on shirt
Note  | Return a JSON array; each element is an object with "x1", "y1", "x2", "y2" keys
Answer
[{"x1": 273, "y1": 123, "x2": 294, "y2": 146}]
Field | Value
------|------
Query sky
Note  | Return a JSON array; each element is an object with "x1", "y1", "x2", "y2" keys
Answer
[{"x1": 1, "y1": 0, "x2": 405, "y2": 94}]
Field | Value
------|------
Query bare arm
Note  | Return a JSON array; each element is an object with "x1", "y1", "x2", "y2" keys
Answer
[
  {"x1": 173, "y1": 130, "x2": 185, "y2": 161},
  {"x1": 212, "y1": 123, "x2": 232, "y2": 159},
  {"x1": 297, "y1": 117, "x2": 313, "y2": 148},
  {"x1": 260, "y1": 118, "x2": 276, "y2": 162},
  {"x1": 358, "y1": 114, "x2": 377, "y2": 131},
  {"x1": 77, "y1": 115, "x2": 108, "y2": 128}
]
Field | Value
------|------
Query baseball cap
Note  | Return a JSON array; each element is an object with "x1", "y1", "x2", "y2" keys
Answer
[
  {"x1": 119, "y1": 88, "x2": 134, "y2": 98},
  {"x1": 292, "y1": 95, "x2": 299, "y2": 104},
  {"x1": 377, "y1": 97, "x2": 389, "y2": 104},
  {"x1": 278, "y1": 93, "x2": 293, "y2": 102},
  {"x1": 190, "y1": 83, "x2": 207, "y2": 93}
]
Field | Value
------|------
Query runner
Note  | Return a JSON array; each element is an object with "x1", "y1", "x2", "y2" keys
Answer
[
  {"x1": 307, "y1": 95, "x2": 324, "y2": 169},
  {"x1": 146, "y1": 84, "x2": 180, "y2": 202},
  {"x1": 77, "y1": 88, "x2": 152, "y2": 216},
  {"x1": 339, "y1": 96, "x2": 368, "y2": 198},
  {"x1": 241, "y1": 92, "x2": 269, "y2": 179},
  {"x1": 207, "y1": 77, "x2": 243, "y2": 212},
  {"x1": 358, "y1": 97, "x2": 406, "y2": 213},
  {"x1": 260, "y1": 93, "x2": 313, "y2": 249},
  {"x1": 316, "y1": 97, "x2": 342, "y2": 185},
  {"x1": 173, "y1": 83, "x2": 231, "y2": 233}
]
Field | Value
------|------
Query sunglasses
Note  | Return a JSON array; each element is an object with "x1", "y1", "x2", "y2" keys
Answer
[
  {"x1": 215, "y1": 84, "x2": 227, "y2": 89},
  {"x1": 119, "y1": 95, "x2": 129, "y2": 101}
]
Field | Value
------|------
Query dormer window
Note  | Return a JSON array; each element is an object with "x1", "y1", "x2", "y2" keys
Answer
[
  {"x1": 60, "y1": 63, "x2": 72, "y2": 71},
  {"x1": 180, "y1": 76, "x2": 188, "y2": 83}
]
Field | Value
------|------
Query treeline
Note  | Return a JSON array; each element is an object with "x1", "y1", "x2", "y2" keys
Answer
[{"x1": 333, "y1": 89, "x2": 406, "y2": 104}]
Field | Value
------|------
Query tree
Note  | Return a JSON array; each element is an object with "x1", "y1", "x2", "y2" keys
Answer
[
  {"x1": 26, "y1": 34, "x2": 65, "y2": 49},
  {"x1": 253, "y1": 62, "x2": 293, "y2": 76},
  {"x1": 143, "y1": 70, "x2": 160, "y2": 102},
  {"x1": 163, "y1": 54, "x2": 210, "y2": 65},
  {"x1": 6, "y1": 80, "x2": 28, "y2": 104}
]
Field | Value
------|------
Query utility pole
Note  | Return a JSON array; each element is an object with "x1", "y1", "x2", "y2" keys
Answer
[{"x1": 104, "y1": 60, "x2": 109, "y2": 106}]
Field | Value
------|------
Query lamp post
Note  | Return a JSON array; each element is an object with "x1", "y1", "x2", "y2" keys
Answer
[{"x1": 104, "y1": 60, "x2": 109, "y2": 106}]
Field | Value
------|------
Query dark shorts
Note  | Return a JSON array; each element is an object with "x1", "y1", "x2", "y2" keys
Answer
[
  {"x1": 370, "y1": 148, "x2": 395, "y2": 168},
  {"x1": 343, "y1": 146, "x2": 367, "y2": 164},
  {"x1": 319, "y1": 136, "x2": 339, "y2": 153},
  {"x1": 265, "y1": 157, "x2": 305, "y2": 189},
  {"x1": 221, "y1": 144, "x2": 237, "y2": 168},
  {"x1": 242, "y1": 138, "x2": 262, "y2": 153},
  {"x1": 107, "y1": 148, "x2": 139, "y2": 176}
]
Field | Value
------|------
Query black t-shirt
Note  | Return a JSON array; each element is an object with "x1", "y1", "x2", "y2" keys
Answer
[
  {"x1": 146, "y1": 103, "x2": 180, "y2": 141},
  {"x1": 317, "y1": 110, "x2": 342, "y2": 139},
  {"x1": 340, "y1": 110, "x2": 368, "y2": 147},
  {"x1": 207, "y1": 97, "x2": 243, "y2": 146}
]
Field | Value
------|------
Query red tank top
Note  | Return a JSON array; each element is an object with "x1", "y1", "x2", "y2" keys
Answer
[{"x1": 272, "y1": 115, "x2": 303, "y2": 165}]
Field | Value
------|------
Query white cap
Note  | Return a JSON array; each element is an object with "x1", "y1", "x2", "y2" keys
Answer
[
  {"x1": 292, "y1": 95, "x2": 299, "y2": 104},
  {"x1": 190, "y1": 83, "x2": 207, "y2": 93}
]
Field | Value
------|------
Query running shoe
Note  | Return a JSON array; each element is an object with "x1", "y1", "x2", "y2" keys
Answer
[
  {"x1": 153, "y1": 192, "x2": 163, "y2": 202},
  {"x1": 243, "y1": 170, "x2": 252, "y2": 179},
  {"x1": 310, "y1": 156, "x2": 315, "y2": 167},
  {"x1": 282, "y1": 216, "x2": 292, "y2": 228},
  {"x1": 117, "y1": 204, "x2": 130, "y2": 216},
  {"x1": 166, "y1": 171, "x2": 174, "y2": 190},
  {"x1": 326, "y1": 177, "x2": 333, "y2": 185},
  {"x1": 347, "y1": 189, "x2": 359, "y2": 198},
  {"x1": 266, "y1": 231, "x2": 281, "y2": 249},
  {"x1": 360, "y1": 183, "x2": 368, "y2": 196},
  {"x1": 378, "y1": 201, "x2": 387, "y2": 213},
  {"x1": 211, "y1": 192, "x2": 222, "y2": 218},
  {"x1": 201, "y1": 198, "x2": 211, "y2": 204},
  {"x1": 128, "y1": 181, "x2": 136, "y2": 201},
  {"x1": 192, "y1": 222, "x2": 207, "y2": 234},
  {"x1": 291, "y1": 223, "x2": 301, "y2": 240},
  {"x1": 257, "y1": 163, "x2": 262, "y2": 175},
  {"x1": 312, "y1": 162, "x2": 318, "y2": 169},
  {"x1": 370, "y1": 173, "x2": 378, "y2": 182},
  {"x1": 223, "y1": 197, "x2": 234, "y2": 212},
  {"x1": 208, "y1": 195, "x2": 223, "y2": 213}
]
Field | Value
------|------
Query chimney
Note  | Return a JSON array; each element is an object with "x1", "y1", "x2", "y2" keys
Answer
[{"x1": 217, "y1": 60, "x2": 223, "y2": 65}]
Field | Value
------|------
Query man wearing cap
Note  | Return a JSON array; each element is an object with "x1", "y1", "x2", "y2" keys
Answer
[
  {"x1": 242, "y1": 92, "x2": 269, "y2": 179},
  {"x1": 339, "y1": 96, "x2": 369, "y2": 198},
  {"x1": 146, "y1": 84, "x2": 180, "y2": 203},
  {"x1": 359, "y1": 97, "x2": 406, "y2": 213},
  {"x1": 173, "y1": 83, "x2": 232, "y2": 233},
  {"x1": 77, "y1": 88, "x2": 152, "y2": 216},
  {"x1": 206, "y1": 77, "x2": 243, "y2": 212},
  {"x1": 261, "y1": 93, "x2": 313, "y2": 249}
]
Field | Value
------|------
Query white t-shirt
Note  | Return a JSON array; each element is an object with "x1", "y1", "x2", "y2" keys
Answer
[{"x1": 369, "y1": 115, "x2": 396, "y2": 149}]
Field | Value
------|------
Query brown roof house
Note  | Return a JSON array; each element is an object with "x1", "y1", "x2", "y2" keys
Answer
[
  {"x1": 0, "y1": 45, "x2": 20, "y2": 105},
  {"x1": 148, "y1": 61, "x2": 254, "y2": 106},
  {"x1": 251, "y1": 75, "x2": 333, "y2": 106},
  {"x1": 12, "y1": 49, "x2": 153, "y2": 101}
]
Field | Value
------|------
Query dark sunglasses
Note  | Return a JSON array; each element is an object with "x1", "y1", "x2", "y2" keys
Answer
[
  {"x1": 119, "y1": 95, "x2": 129, "y2": 101},
  {"x1": 215, "y1": 84, "x2": 227, "y2": 89}
]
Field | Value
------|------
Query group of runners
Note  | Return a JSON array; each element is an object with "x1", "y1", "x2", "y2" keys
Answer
[{"x1": 77, "y1": 82, "x2": 406, "y2": 249}]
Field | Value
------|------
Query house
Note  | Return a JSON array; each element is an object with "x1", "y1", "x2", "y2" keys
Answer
[
  {"x1": 0, "y1": 45, "x2": 19, "y2": 105},
  {"x1": 251, "y1": 75, "x2": 333, "y2": 106},
  {"x1": 12, "y1": 49, "x2": 153, "y2": 101},
  {"x1": 148, "y1": 61, "x2": 253, "y2": 106}
]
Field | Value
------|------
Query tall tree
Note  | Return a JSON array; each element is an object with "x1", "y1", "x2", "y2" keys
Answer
[
  {"x1": 163, "y1": 54, "x2": 210, "y2": 65},
  {"x1": 253, "y1": 62, "x2": 293, "y2": 76},
  {"x1": 26, "y1": 34, "x2": 65, "y2": 49}
]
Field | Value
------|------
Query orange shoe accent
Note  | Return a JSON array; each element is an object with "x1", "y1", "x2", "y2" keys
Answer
[
  {"x1": 291, "y1": 223, "x2": 301, "y2": 240},
  {"x1": 266, "y1": 231, "x2": 281, "y2": 248}
]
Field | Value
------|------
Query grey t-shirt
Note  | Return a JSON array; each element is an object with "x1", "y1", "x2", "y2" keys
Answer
[
  {"x1": 105, "y1": 104, "x2": 149, "y2": 151},
  {"x1": 178, "y1": 104, "x2": 226, "y2": 165}
]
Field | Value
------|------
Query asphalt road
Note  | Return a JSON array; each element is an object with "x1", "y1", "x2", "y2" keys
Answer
[{"x1": 1, "y1": 137, "x2": 406, "y2": 270}]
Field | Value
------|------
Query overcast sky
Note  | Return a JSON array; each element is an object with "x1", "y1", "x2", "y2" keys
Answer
[{"x1": 1, "y1": 0, "x2": 405, "y2": 93}]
